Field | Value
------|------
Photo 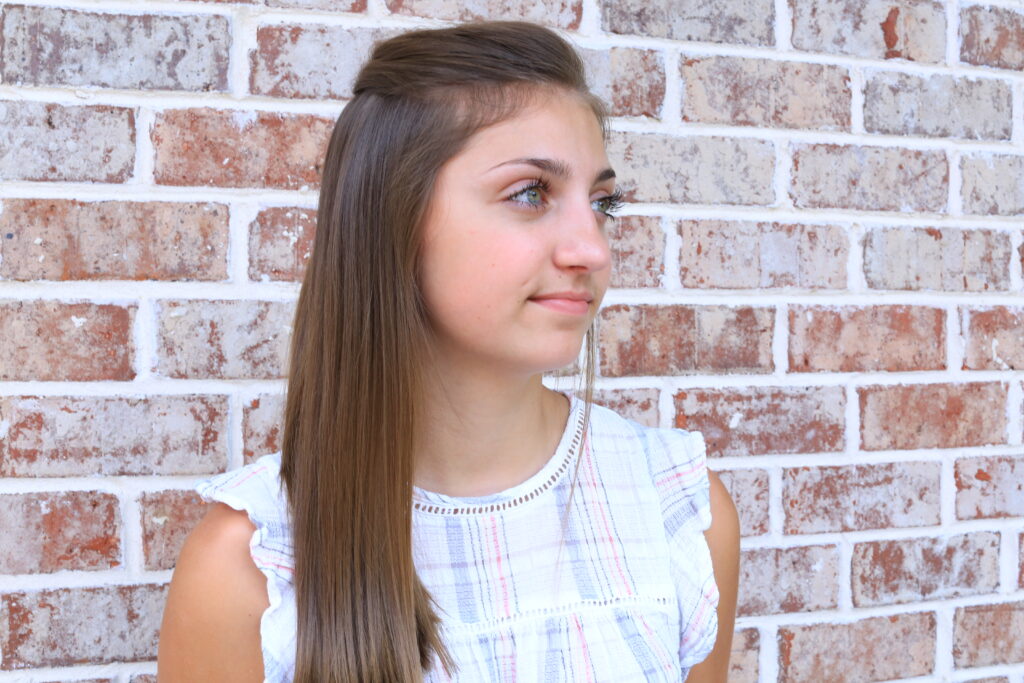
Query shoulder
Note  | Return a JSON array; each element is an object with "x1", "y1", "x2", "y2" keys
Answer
[{"x1": 158, "y1": 501, "x2": 268, "y2": 682}]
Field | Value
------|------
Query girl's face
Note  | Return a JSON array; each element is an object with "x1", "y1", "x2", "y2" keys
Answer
[{"x1": 417, "y1": 91, "x2": 617, "y2": 376}]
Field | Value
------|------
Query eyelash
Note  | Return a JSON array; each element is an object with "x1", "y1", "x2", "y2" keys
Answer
[{"x1": 505, "y1": 176, "x2": 625, "y2": 220}]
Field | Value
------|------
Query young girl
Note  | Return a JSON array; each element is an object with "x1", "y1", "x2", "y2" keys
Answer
[{"x1": 158, "y1": 20, "x2": 739, "y2": 683}]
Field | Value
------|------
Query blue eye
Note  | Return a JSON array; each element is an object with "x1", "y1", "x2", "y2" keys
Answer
[{"x1": 504, "y1": 177, "x2": 624, "y2": 221}]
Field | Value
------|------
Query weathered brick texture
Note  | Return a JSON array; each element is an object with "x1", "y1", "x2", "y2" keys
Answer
[
  {"x1": 0, "y1": 5, "x2": 230, "y2": 91},
  {"x1": 0, "y1": 492, "x2": 121, "y2": 573},
  {"x1": 140, "y1": 490, "x2": 207, "y2": 570},
  {"x1": 0, "y1": 200, "x2": 229, "y2": 282},
  {"x1": 789, "y1": 304, "x2": 945, "y2": 372},
  {"x1": 675, "y1": 386, "x2": 845, "y2": 456},
  {"x1": 730, "y1": 628, "x2": 759, "y2": 682},
  {"x1": 717, "y1": 469, "x2": 769, "y2": 537},
  {"x1": 248, "y1": 207, "x2": 317, "y2": 283},
  {"x1": 608, "y1": 216, "x2": 665, "y2": 288},
  {"x1": 155, "y1": 299, "x2": 295, "y2": 379},
  {"x1": 851, "y1": 533, "x2": 1000, "y2": 606},
  {"x1": 608, "y1": 132, "x2": 775, "y2": 206},
  {"x1": 790, "y1": 144, "x2": 948, "y2": 212},
  {"x1": 738, "y1": 545, "x2": 839, "y2": 616},
  {"x1": 0, "y1": 301, "x2": 135, "y2": 381},
  {"x1": 863, "y1": 227, "x2": 1011, "y2": 292},
  {"x1": 602, "y1": 0, "x2": 774, "y2": 45},
  {"x1": 591, "y1": 388, "x2": 660, "y2": 427},
  {"x1": 960, "y1": 5, "x2": 1024, "y2": 71},
  {"x1": 244, "y1": 394, "x2": 286, "y2": 463},
  {"x1": 961, "y1": 154, "x2": 1024, "y2": 216},
  {"x1": 955, "y1": 456, "x2": 1024, "y2": 520},
  {"x1": 598, "y1": 304, "x2": 774, "y2": 376},
  {"x1": 860, "y1": 383, "x2": 1008, "y2": 451},
  {"x1": 0, "y1": 585, "x2": 167, "y2": 669},
  {"x1": 152, "y1": 109, "x2": 334, "y2": 189},
  {"x1": 0, "y1": 395, "x2": 227, "y2": 476},
  {"x1": 784, "y1": 462, "x2": 940, "y2": 533},
  {"x1": 953, "y1": 602, "x2": 1024, "y2": 667},
  {"x1": 386, "y1": 0, "x2": 583, "y2": 29},
  {"x1": 678, "y1": 220, "x2": 847, "y2": 290},
  {"x1": 0, "y1": 101, "x2": 135, "y2": 182},
  {"x1": 963, "y1": 307, "x2": 1024, "y2": 370},
  {"x1": 778, "y1": 613, "x2": 936, "y2": 682},
  {"x1": 681, "y1": 57, "x2": 850, "y2": 130},
  {"x1": 579, "y1": 47, "x2": 666, "y2": 119},
  {"x1": 863, "y1": 71, "x2": 1012, "y2": 140}
]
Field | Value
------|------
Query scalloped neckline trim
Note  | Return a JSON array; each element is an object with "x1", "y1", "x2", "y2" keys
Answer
[{"x1": 412, "y1": 390, "x2": 585, "y2": 516}]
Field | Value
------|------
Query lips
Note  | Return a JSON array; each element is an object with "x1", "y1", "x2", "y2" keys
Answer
[{"x1": 528, "y1": 291, "x2": 593, "y2": 316}]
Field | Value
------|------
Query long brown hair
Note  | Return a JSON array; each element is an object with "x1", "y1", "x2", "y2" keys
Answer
[{"x1": 280, "y1": 20, "x2": 609, "y2": 682}]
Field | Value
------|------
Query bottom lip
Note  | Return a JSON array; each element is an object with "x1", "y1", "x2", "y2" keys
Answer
[{"x1": 529, "y1": 298, "x2": 590, "y2": 315}]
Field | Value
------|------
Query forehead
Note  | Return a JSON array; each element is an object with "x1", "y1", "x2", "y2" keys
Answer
[{"x1": 448, "y1": 94, "x2": 609, "y2": 174}]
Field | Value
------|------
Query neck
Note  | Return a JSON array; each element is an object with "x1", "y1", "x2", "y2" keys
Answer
[{"x1": 412, "y1": 370, "x2": 571, "y2": 498}]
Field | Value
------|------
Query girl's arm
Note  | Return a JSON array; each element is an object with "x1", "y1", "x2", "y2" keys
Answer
[
  {"x1": 158, "y1": 502, "x2": 268, "y2": 682},
  {"x1": 686, "y1": 470, "x2": 741, "y2": 683}
]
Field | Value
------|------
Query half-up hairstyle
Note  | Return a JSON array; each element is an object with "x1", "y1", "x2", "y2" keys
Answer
[{"x1": 280, "y1": 20, "x2": 609, "y2": 682}]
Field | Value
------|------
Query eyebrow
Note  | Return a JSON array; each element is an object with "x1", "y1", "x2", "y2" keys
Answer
[{"x1": 487, "y1": 157, "x2": 616, "y2": 184}]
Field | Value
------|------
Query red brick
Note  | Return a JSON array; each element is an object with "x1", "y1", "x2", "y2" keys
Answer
[
  {"x1": 130, "y1": 677, "x2": 157, "y2": 683},
  {"x1": 852, "y1": 532, "x2": 1000, "y2": 606},
  {"x1": 268, "y1": 0, "x2": 364, "y2": 7},
  {"x1": 789, "y1": 304, "x2": 945, "y2": 372},
  {"x1": 964, "y1": 307, "x2": 1024, "y2": 370},
  {"x1": 248, "y1": 206, "x2": 316, "y2": 282},
  {"x1": 602, "y1": 0, "x2": 773, "y2": 45},
  {"x1": 1020, "y1": 533, "x2": 1023, "y2": 589},
  {"x1": 864, "y1": 226, "x2": 1011, "y2": 292},
  {"x1": 953, "y1": 601, "x2": 1024, "y2": 667},
  {"x1": 962, "y1": 153, "x2": 1024, "y2": 216},
  {"x1": 0, "y1": 101, "x2": 134, "y2": 183},
  {"x1": 0, "y1": 301, "x2": 134, "y2": 381},
  {"x1": 961, "y1": 5, "x2": 1024, "y2": 71},
  {"x1": 579, "y1": 47, "x2": 666, "y2": 119},
  {"x1": 0, "y1": 5, "x2": 229, "y2": 91},
  {"x1": 860, "y1": 383, "x2": 1008, "y2": 450},
  {"x1": 778, "y1": 613, "x2": 936, "y2": 683},
  {"x1": 385, "y1": 0, "x2": 582, "y2": 29},
  {"x1": 963, "y1": 678, "x2": 1009, "y2": 683},
  {"x1": 590, "y1": 388, "x2": 660, "y2": 428},
  {"x1": 674, "y1": 386, "x2": 845, "y2": 456},
  {"x1": 251, "y1": 25, "x2": 396, "y2": 100},
  {"x1": 41, "y1": 679, "x2": 113, "y2": 683},
  {"x1": 955, "y1": 456, "x2": 1024, "y2": 520},
  {"x1": 140, "y1": 490, "x2": 207, "y2": 570},
  {"x1": 0, "y1": 492, "x2": 120, "y2": 573},
  {"x1": 791, "y1": 143, "x2": 948, "y2": 212},
  {"x1": 0, "y1": 199, "x2": 228, "y2": 282},
  {"x1": 717, "y1": 469, "x2": 769, "y2": 536},
  {"x1": 682, "y1": 56, "x2": 850, "y2": 130},
  {"x1": 608, "y1": 131, "x2": 774, "y2": 206},
  {"x1": 0, "y1": 395, "x2": 227, "y2": 477},
  {"x1": 243, "y1": 394, "x2": 285, "y2": 463},
  {"x1": 865, "y1": 71, "x2": 1011, "y2": 140},
  {"x1": 156, "y1": 299, "x2": 294, "y2": 379},
  {"x1": 0, "y1": 585, "x2": 167, "y2": 668},
  {"x1": 738, "y1": 545, "x2": 838, "y2": 616},
  {"x1": 608, "y1": 216, "x2": 664, "y2": 288},
  {"x1": 784, "y1": 462, "x2": 940, "y2": 533},
  {"x1": 730, "y1": 628, "x2": 759, "y2": 683},
  {"x1": 599, "y1": 304, "x2": 773, "y2": 376},
  {"x1": 678, "y1": 220, "x2": 847, "y2": 289},
  {"x1": 152, "y1": 108, "x2": 333, "y2": 190},
  {"x1": 790, "y1": 0, "x2": 946, "y2": 62}
]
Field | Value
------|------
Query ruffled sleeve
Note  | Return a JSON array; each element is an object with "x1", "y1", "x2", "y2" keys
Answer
[
  {"x1": 645, "y1": 427, "x2": 720, "y2": 672},
  {"x1": 194, "y1": 452, "x2": 297, "y2": 683}
]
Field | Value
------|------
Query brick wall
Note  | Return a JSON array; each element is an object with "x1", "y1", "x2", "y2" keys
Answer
[{"x1": 0, "y1": 0, "x2": 1021, "y2": 681}]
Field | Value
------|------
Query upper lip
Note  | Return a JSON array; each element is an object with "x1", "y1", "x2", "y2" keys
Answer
[{"x1": 530, "y1": 290, "x2": 594, "y2": 302}]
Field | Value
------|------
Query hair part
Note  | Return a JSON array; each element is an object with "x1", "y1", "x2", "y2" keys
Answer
[{"x1": 281, "y1": 20, "x2": 607, "y2": 682}]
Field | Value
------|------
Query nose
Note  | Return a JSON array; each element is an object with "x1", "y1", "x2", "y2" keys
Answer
[{"x1": 552, "y1": 196, "x2": 612, "y2": 273}]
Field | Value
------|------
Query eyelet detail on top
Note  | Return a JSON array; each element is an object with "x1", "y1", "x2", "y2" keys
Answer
[{"x1": 411, "y1": 390, "x2": 586, "y2": 516}]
